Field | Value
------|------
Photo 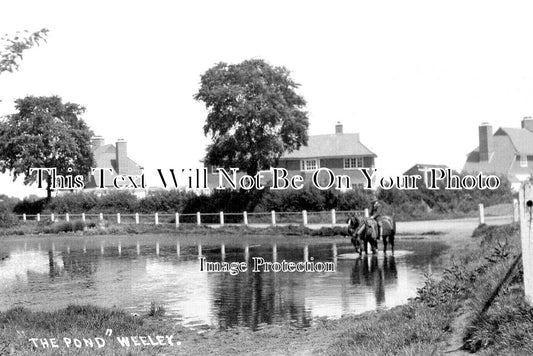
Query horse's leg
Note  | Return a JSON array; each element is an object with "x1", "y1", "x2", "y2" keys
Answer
[{"x1": 383, "y1": 235, "x2": 388, "y2": 255}]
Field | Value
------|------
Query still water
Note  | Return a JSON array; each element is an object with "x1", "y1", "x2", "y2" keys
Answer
[{"x1": 0, "y1": 235, "x2": 446, "y2": 330}]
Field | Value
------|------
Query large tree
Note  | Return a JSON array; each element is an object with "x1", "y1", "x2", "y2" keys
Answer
[
  {"x1": 194, "y1": 59, "x2": 309, "y2": 175},
  {"x1": 0, "y1": 96, "x2": 94, "y2": 199},
  {"x1": 0, "y1": 28, "x2": 48, "y2": 75}
]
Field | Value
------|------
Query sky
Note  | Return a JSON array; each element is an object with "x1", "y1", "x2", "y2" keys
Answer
[{"x1": 0, "y1": 0, "x2": 532, "y2": 198}]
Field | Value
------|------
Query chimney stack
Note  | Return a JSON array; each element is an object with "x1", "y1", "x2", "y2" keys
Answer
[
  {"x1": 522, "y1": 116, "x2": 533, "y2": 132},
  {"x1": 91, "y1": 135, "x2": 104, "y2": 150},
  {"x1": 335, "y1": 121, "x2": 343, "y2": 134},
  {"x1": 116, "y1": 139, "x2": 127, "y2": 174},
  {"x1": 478, "y1": 123, "x2": 493, "y2": 162}
]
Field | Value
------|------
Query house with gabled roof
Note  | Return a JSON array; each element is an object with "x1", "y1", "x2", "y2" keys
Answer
[
  {"x1": 203, "y1": 122, "x2": 377, "y2": 190},
  {"x1": 463, "y1": 117, "x2": 533, "y2": 190},
  {"x1": 85, "y1": 136, "x2": 145, "y2": 196},
  {"x1": 277, "y1": 122, "x2": 377, "y2": 188}
]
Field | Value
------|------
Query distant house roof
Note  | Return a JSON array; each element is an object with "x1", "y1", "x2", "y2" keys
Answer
[
  {"x1": 281, "y1": 133, "x2": 377, "y2": 159},
  {"x1": 403, "y1": 163, "x2": 449, "y2": 176},
  {"x1": 93, "y1": 144, "x2": 142, "y2": 175}
]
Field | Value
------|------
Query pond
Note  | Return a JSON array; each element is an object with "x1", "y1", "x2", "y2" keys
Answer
[{"x1": 0, "y1": 234, "x2": 447, "y2": 330}]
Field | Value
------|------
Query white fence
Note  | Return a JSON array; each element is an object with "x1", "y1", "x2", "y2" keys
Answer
[
  {"x1": 15, "y1": 208, "x2": 370, "y2": 227},
  {"x1": 14, "y1": 202, "x2": 517, "y2": 228}
]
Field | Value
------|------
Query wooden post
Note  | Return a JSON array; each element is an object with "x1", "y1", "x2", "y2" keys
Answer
[
  {"x1": 135, "y1": 213, "x2": 139, "y2": 224},
  {"x1": 243, "y1": 211, "x2": 248, "y2": 225},
  {"x1": 22, "y1": 213, "x2": 26, "y2": 222},
  {"x1": 479, "y1": 203, "x2": 485, "y2": 225},
  {"x1": 271, "y1": 210, "x2": 276, "y2": 226},
  {"x1": 514, "y1": 198, "x2": 519, "y2": 223},
  {"x1": 303, "y1": 245, "x2": 309, "y2": 262},
  {"x1": 37, "y1": 213, "x2": 40, "y2": 222},
  {"x1": 519, "y1": 183, "x2": 533, "y2": 304},
  {"x1": 198, "y1": 244, "x2": 202, "y2": 256},
  {"x1": 65, "y1": 213, "x2": 69, "y2": 222},
  {"x1": 221, "y1": 244, "x2": 226, "y2": 260},
  {"x1": 197, "y1": 212, "x2": 201, "y2": 226},
  {"x1": 117, "y1": 213, "x2": 121, "y2": 224},
  {"x1": 82, "y1": 213, "x2": 86, "y2": 222},
  {"x1": 51, "y1": 213, "x2": 55, "y2": 222},
  {"x1": 99, "y1": 213, "x2": 103, "y2": 221},
  {"x1": 331, "y1": 209, "x2": 336, "y2": 225},
  {"x1": 155, "y1": 212, "x2": 159, "y2": 225},
  {"x1": 302, "y1": 210, "x2": 308, "y2": 226},
  {"x1": 364, "y1": 208, "x2": 369, "y2": 218},
  {"x1": 175, "y1": 213, "x2": 179, "y2": 228},
  {"x1": 220, "y1": 211, "x2": 224, "y2": 226}
]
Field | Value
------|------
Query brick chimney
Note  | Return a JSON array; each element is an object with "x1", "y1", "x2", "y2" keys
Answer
[
  {"x1": 335, "y1": 121, "x2": 343, "y2": 134},
  {"x1": 478, "y1": 123, "x2": 493, "y2": 162},
  {"x1": 116, "y1": 139, "x2": 127, "y2": 174},
  {"x1": 91, "y1": 136, "x2": 104, "y2": 150},
  {"x1": 522, "y1": 116, "x2": 533, "y2": 132}
]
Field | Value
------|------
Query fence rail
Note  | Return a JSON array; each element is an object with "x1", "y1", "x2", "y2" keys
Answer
[
  {"x1": 14, "y1": 208, "x2": 370, "y2": 227},
  {"x1": 15, "y1": 202, "x2": 514, "y2": 228}
]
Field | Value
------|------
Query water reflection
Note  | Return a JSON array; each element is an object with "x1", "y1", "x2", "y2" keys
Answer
[{"x1": 0, "y1": 236, "x2": 445, "y2": 330}]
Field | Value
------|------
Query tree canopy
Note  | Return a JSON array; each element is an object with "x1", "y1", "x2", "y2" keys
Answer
[
  {"x1": 0, "y1": 28, "x2": 48, "y2": 75},
  {"x1": 194, "y1": 59, "x2": 309, "y2": 175},
  {"x1": 0, "y1": 95, "x2": 94, "y2": 198}
]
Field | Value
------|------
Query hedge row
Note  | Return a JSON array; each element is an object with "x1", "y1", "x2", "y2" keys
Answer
[{"x1": 5, "y1": 175, "x2": 514, "y2": 220}]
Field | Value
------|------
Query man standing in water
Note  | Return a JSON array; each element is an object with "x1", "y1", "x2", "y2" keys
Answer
[{"x1": 370, "y1": 196, "x2": 383, "y2": 240}]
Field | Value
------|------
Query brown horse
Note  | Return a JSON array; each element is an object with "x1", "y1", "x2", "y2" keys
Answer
[
  {"x1": 347, "y1": 214, "x2": 377, "y2": 255},
  {"x1": 347, "y1": 214, "x2": 396, "y2": 255}
]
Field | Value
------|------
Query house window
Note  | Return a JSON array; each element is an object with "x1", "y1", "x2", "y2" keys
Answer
[
  {"x1": 520, "y1": 155, "x2": 528, "y2": 167},
  {"x1": 344, "y1": 157, "x2": 364, "y2": 169},
  {"x1": 300, "y1": 159, "x2": 319, "y2": 171}
]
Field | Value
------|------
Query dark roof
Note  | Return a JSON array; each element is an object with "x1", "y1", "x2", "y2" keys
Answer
[
  {"x1": 280, "y1": 133, "x2": 376, "y2": 159},
  {"x1": 92, "y1": 144, "x2": 142, "y2": 175},
  {"x1": 403, "y1": 163, "x2": 449, "y2": 175}
]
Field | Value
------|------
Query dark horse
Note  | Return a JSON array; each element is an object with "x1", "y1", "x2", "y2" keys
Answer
[{"x1": 347, "y1": 214, "x2": 396, "y2": 255}]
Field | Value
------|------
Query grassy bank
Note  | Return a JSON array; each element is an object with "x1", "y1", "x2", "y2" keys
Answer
[{"x1": 0, "y1": 219, "x2": 351, "y2": 237}]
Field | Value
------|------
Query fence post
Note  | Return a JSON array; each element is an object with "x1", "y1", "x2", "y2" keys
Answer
[
  {"x1": 479, "y1": 203, "x2": 485, "y2": 225},
  {"x1": 514, "y1": 198, "x2": 519, "y2": 223},
  {"x1": 135, "y1": 213, "x2": 139, "y2": 224},
  {"x1": 271, "y1": 210, "x2": 276, "y2": 226},
  {"x1": 23, "y1": 213, "x2": 26, "y2": 222},
  {"x1": 65, "y1": 213, "x2": 70, "y2": 222},
  {"x1": 364, "y1": 208, "x2": 369, "y2": 218},
  {"x1": 518, "y1": 183, "x2": 533, "y2": 304},
  {"x1": 243, "y1": 211, "x2": 248, "y2": 225},
  {"x1": 117, "y1": 213, "x2": 121, "y2": 224},
  {"x1": 155, "y1": 213, "x2": 159, "y2": 225},
  {"x1": 175, "y1": 213, "x2": 179, "y2": 228},
  {"x1": 51, "y1": 213, "x2": 55, "y2": 222},
  {"x1": 99, "y1": 213, "x2": 103, "y2": 221},
  {"x1": 331, "y1": 209, "x2": 336, "y2": 225},
  {"x1": 302, "y1": 210, "x2": 308, "y2": 226},
  {"x1": 37, "y1": 213, "x2": 40, "y2": 222},
  {"x1": 197, "y1": 212, "x2": 201, "y2": 226},
  {"x1": 82, "y1": 213, "x2": 86, "y2": 222},
  {"x1": 220, "y1": 211, "x2": 224, "y2": 226}
]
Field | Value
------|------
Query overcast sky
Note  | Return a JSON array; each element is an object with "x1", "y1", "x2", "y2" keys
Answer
[{"x1": 1, "y1": 0, "x2": 532, "y2": 198}]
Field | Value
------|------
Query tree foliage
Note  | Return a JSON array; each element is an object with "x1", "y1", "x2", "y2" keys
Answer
[
  {"x1": 194, "y1": 59, "x2": 309, "y2": 175},
  {"x1": 0, "y1": 96, "x2": 94, "y2": 198},
  {"x1": 0, "y1": 28, "x2": 48, "y2": 75}
]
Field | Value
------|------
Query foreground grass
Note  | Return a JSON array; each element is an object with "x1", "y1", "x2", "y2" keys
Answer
[{"x1": 0, "y1": 305, "x2": 198, "y2": 355}]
